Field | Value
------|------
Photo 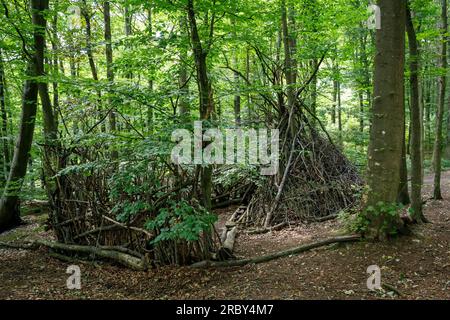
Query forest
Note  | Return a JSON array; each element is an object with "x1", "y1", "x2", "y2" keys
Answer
[{"x1": 0, "y1": 0, "x2": 449, "y2": 301}]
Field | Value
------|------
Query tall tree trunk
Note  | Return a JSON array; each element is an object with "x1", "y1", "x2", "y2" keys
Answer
[
  {"x1": 358, "y1": 91, "x2": 364, "y2": 132},
  {"x1": 360, "y1": 27, "x2": 371, "y2": 132},
  {"x1": 337, "y1": 79, "x2": 342, "y2": 137},
  {"x1": 178, "y1": 16, "x2": 190, "y2": 117},
  {"x1": 233, "y1": 50, "x2": 241, "y2": 125},
  {"x1": 406, "y1": 3, "x2": 425, "y2": 222},
  {"x1": 187, "y1": 0, "x2": 214, "y2": 209},
  {"x1": 147, "y1": 7, "x2": 154, "y2": 131},
  {"x1": 424, "y1": 73, "x2": 432, "y2": 152},
  {"x1": 51, "y1": 1, "x2": 59, "y2": 129},
  {"x1": 0, "y1": 48, "x2": 10, "y2": 182},
  {"x1": 331, "y1": 60, "x2": 337, "y2": 125},
  {"x1": 281, "y1": 0, "x2": 296, "y2": 141},
  {"x1": 82, "y1": 2, "x2": 99, "y2": 82},
  {"x1": 310, "y1": 59, "x2": 318, "y2": 122},
  {"x1": 246, "y1": 48, "x2": 252, "y2": 121},
  {"x1": 232, "y1": 15, "x2": 241, "y2": 126},
  {"x1": 364, "y1": 0, "x2": 406, "y2": 239},
  {"x1": 397, "y1": 128, "x2": 410, "y2": 205},
  {"x1": 103, "y1": 1, "x2": 118, "y2": 159},
  {"x1": 0, "y1": 0, "x2": 48, "y2": 232},
  {"x1": 433, "y1": 0, "x2": 447, "y2": 200},
  {"x1": 81, "y1": 0, "x2": 104, "y2": 131},
  {"x1": 37, "y1": 1, "x2": 58, "y2": 205},
  {"x1": 124, "y1": 4, "x2": 133, "y2": 80},
  {"x1": 332, "y1": 79, "x2": 337, "y2": 125}
]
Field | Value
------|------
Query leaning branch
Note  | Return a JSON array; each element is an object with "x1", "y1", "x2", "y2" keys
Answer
[{"x1": 190, "y1": 234, "x2": 361, "y2": 268}]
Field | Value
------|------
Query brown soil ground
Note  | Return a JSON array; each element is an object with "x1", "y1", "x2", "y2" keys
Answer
[{"x1": 0, "y1": 172, "x2": 449, "y2": 300}]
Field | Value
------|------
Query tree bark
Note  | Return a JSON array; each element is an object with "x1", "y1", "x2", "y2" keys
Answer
[
  {"x1": 406, "y1": 3, "x2": 425, "y2": 222},
  {"x1": 103, "y1": 1, "x2": 117, "y2": 147},
  {"x1": 364, "y1": 0, "x2": 406, "y2": 239},
  {"x1": 81, "y1": 0, "x2": 103, "y2": 132},
  {"x1": 124, "y1": 4, "x2": 133, "y2": 80},
  {"x1": 178, "y1": 16, "x2": 190, "y2": 117},
  {"x1": 433, "y1": 0, "x2": 447, "y2": 200},
  {"x1": 0, "y1": 0, "x2": 48, "y2": 232},
  {"x1": 397, "y1": 129, "x2": 410, "y2": 205},
  {"x1": 187, "y1": 0, "x2": 215, "y2": 209},
  {"x1": 0, "y1": 48, "x2": 10, "y2": 182},
  {"x1": 147, "y1": 7, "x2": 154, "y2": 131},
  {"x1": 50, "y1": 1, "x2": 59, "y2": 129},
  {"x1": 233, "y1": 52, "x2": 241, "y2": 126}
]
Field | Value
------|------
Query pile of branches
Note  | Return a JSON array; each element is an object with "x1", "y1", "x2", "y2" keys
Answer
[
  {"x1": 242, "y1": 109, "x2": 363, "y2": 229},
  {"x1": 45, "y1": 142, "x2": 219, "y2": 268}
]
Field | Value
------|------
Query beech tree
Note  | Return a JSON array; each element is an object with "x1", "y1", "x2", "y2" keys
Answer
[
  {"x1": 433, "y1": 0, "x2": 447, "y2": 200},
  {"x1": 363, "y1": 0, "x2": 406, "y2": 239},
  {"x1": 0, "y1": 0, "x2": 49, "y2": 231}
]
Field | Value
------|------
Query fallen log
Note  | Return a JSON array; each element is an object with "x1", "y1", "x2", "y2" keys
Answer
[
  {"x1": 190, "y1": 234, "x2": 361, "y2": 268},
  {"x1": 0, "y1": 240, "x2": 147, "y2": 271}
]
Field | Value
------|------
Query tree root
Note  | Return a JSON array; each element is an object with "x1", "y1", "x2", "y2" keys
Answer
[
  {"x1": 190, "y1": 234, "x2": 361, "y2": 268},
  {"x1": 0, "y1": 239, "x2": 147, "y2": 271}
]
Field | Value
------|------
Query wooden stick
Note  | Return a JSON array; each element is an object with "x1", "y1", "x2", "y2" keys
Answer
[{"x1": 191, "y1": 234, "x2": 361, "y2": 268}]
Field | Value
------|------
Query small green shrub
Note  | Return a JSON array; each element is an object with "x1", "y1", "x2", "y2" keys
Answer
[
  {"x1": 145, "y1": 200, "x2": 217, "y2": 244},
  {"x1": 340, "y1": 201, "x2": 403, "y2": 236}
]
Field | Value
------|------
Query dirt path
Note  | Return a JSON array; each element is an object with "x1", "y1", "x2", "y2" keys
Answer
[{"x1": 1, "y1": 173, "x2": 449, "y2": 300}]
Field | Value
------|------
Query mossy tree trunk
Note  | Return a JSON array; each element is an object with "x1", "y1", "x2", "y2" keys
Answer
[{"x1": 0, "y1": 0, "x2": 48, "y2": 232}]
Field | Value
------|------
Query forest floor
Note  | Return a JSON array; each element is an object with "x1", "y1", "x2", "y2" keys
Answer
[{"x1": 0, "y1": 172, "x2": 449, "y2": 300}]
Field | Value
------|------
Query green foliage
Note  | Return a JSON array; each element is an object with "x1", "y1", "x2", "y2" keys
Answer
[
  {"x1": 340, "y1": 201, "x2": 403, "y2": 236},
  {"x1": 145, "y1": 200, "x2": 217, "y2": 244}
]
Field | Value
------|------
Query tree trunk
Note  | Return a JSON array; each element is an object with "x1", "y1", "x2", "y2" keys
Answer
[
  {"x1": 0, "y1": 48, "x2": 10, "y2": 182},
  {"x1": 36, "y1": 1, "x2": 58, "y2": 206},
  {"x1": 81, "y1": 0, "x2": 104, "y2": 132},
  {"x1": 50, "y1": 1, "x2": 59, "y2": 129},
  {"x1": 337, "y1": 79, "x2": 342, "y2": 138},
  {"x1": 406, "y1": 3, "x2": 425, "y2": 222},
  {"x1": 147, "y1": 7, "x2": 154, "y2": 131},
  {"x1": 397, "y1": 129, "x2": 410, "y2": 205},
  {"x1": 233, "y1": 50, "x2": 241, "y2": 126},
  {"x1": 103, "y1": 2, "x2": 117, "y2": 136},
  {"x1": 433, "y1": 0, "x2": 447, "y2": 200},
  {"x1": 246, "y1": 48, "x2": 252, "y2": 121},
  {"x1": 187, "y1": 0, "x2": 214, "y2": 209},
  {"x1": 364, "y1": 0, "x2": 406, "y2": 239},
  {"x1": 124, "y1": 4, "x2": 133, "y2": 80},
  {"x1": 0, "y1": 0, "x2": 48, "y2": 232},
  {"x1": 331, "y1": 59, "x2": 337, "y2": 125},
  {"x1": 360, "y1": 26, "x2": 371, "y2": 132},
  {"x1": 178, "y1": 16, "x2": 190, "y2": 117},
  {"x1": 103, "y1": 1, "x2": 118, "y2": 159},
  {"x1": 359, "y1": 91, "x2": 364, "y2": 132}
]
